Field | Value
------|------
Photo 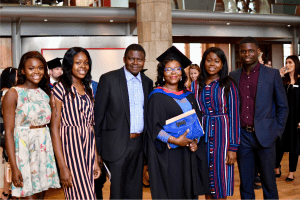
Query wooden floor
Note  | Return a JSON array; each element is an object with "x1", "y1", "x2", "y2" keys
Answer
[{"x1": 42, "y1": 152, "x2": 299, "y2": 199}]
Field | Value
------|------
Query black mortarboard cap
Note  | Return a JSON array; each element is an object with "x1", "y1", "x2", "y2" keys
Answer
[
  {"x1": 47, "y1": 58, "x2": 62, "y2": 70},
  {"x1": 156, "y1": 46, "x2": 191, "y2": 69}
]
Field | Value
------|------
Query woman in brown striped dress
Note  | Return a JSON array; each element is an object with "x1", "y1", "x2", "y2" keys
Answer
[{"x1": 50, "y1": 47, "x2": 101, "y2": 199}]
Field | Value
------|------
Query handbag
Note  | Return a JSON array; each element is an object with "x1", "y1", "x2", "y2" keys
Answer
[
  {"x1": 5, "y1": 161, "x2": 12, "y2": 183},
  {"x1": 163, "y1": 109, "x2": 205, "y2": 149}
]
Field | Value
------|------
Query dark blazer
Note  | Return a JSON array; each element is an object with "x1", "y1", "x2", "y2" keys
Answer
[
  {"x1": 94, "y1": 67, "x2": 153, "y2": 162},
  {"x1": 229, "y1": 64, "x2": 288, "y2": 148}
]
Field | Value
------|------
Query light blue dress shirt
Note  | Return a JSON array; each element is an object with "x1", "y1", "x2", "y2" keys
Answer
[{"x1": 124, "y1": 66, "x2": 144, "y2": 134}]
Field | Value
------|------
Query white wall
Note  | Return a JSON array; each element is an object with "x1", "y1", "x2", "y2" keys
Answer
[{"x1": 21, "y1": 36, "x2": 138, "y2": 81}]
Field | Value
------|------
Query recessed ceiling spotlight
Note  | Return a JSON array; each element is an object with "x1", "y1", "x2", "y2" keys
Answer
[
  {"x1": 44, "y1": 19, "x2": 48, "y2": 22},
  {"x1": 287, "y1": 25, "x2": 291, "y2": 27},
  {"x1": 110, "y1": 20, "x2": 113, "y2": 22},
  {"x1": 227, "y1": 23, "x2": 230, "y2": 25}
]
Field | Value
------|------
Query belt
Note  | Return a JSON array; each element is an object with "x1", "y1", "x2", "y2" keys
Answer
[
  {"x1": 16, "y1": 124, "x2": 48, "y2": 129},
  {"x1": 242, "y1": 125, "x2": 255, "y2": 132},
  {"x1": 130, "y1": 133, "x2": 141, "y2": 139}
]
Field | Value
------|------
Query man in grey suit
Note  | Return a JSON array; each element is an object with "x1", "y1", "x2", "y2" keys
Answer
[
  {"x1": 94, "y1": 44, "x2": 153, "y2": 199},
  {"x1": 229, "y1": 37, "x2": 288, "y2": 199}
]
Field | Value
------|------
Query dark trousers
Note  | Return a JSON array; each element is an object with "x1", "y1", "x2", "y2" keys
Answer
[
  {"x1": 105, "y1": 136, "x2": 143, "y2": 199},
  {"x1": 94, "y1": 167, "x2": 107, "y2": 199},
  {"x1": 238, "y1": 128, "x2": 278, "y2": 199},
  {"x1": 254, "y1": 152, "x2": 260, "y2": 176},
  {"x1": 275, "y1": 139, "x2": 299, "y2": 172}
]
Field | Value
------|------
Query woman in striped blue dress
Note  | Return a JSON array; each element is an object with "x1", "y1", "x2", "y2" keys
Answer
[
  {"x1": 191, "y1": 47, "x2": 240, "y2": 199},
  {"x1": 50, "y1": 47, "x2": 101, "y2": 199}
]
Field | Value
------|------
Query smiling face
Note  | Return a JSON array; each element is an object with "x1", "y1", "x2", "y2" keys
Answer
[
  {"x1": 164, "y1": 60, "x2": 182, "y2": 88},
  {"x1": 285, "y1": 58, "x2": 295, "y2": 73},
  {"x1": 204, "y1": 52, "x2": 223, "y2": 79},
  {"x1": 189, "y1": 68, "x2": 200, "y2": 82},
  {"x1": 22, "y1": 58, "x2": 45, "y2": 86},
  {"x1": 71, "y1": 51, "x2": 89, "y2": 81},
  {"x1": 123, "y1": 50, "x2": 145, "y2": 76},
  {"x1": 239, "y1": 43, "x2": 260, "y2": 67}
]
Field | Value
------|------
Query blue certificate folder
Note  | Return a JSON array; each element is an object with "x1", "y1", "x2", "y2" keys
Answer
[{"x1": 163, "y1": 109, "x2": 205, "y2": 149}]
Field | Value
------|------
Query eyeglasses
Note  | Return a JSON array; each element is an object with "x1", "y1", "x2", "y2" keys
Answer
[{"x1": 164, "y1": 67, "x2": 182, "y2": 74}]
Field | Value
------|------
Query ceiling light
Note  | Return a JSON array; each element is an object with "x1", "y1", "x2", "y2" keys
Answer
[
  {"x1": 287, "y1": 25, "x2": 291, "y2": 27},
  {"x1": 44, "y1": 19, "x2": 48, "y2": 22},
  {"x1": 227, "y1": 23, "x2": 230, "y2": 25},
  {"x1": 110, "y1": 20, "x2": 113, "y2": 22}
]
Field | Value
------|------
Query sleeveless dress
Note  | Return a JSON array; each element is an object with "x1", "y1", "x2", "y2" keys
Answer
[
  {"x1": 52, "y1": 82, "x2": 96, "y2": 199},
  {"x1": 12, "y1": 87, "x2": 60, "y2": 197}
]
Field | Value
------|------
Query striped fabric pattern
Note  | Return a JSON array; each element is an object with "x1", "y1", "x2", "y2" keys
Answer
[
  {"x1": 52, "y1": 82, "x2": 96, "y2": 200},
  {"x1": 191, "y1": 80, "x2": 240, "y2": 199}
]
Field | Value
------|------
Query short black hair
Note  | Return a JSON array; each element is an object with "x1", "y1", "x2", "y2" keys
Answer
[
  {"x1": 124, "y1": 44, "x2": 146, "y2": 58},
  {"x1": 240, "y1": 37, "x2": 259, "y2": 48}
]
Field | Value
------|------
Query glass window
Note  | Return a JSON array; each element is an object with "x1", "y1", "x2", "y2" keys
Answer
[
  {"x1": 173, "y1": 43, "x2": 202, "y2": 66},
  {"x1": 173, "y1": 43, "x2": 186, "y2": 55},
  {"x1": 283, "y1": 44, "x2": 291, "y2": 64},
  {"x1": 189, "y1": 43, "x2": 201, "y2": 66}
]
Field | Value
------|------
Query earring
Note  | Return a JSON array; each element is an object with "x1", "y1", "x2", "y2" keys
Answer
[
  {"x1": 163, "y1": 77, "x2": 165, "y2": 81},
  {"x1": 180, "y1": 77, "x2": 182, "y2": 81}
]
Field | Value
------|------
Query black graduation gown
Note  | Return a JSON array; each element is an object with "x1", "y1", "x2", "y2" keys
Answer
[
  {"x1": 281, "y1": 78, "x2": 300, "y2": 154},
  {"x1": 146, "y1": 92, "x2": 210, "y2": 199}
]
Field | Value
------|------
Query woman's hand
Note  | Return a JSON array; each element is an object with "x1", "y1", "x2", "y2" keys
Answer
[
  {"x1": 60, "y1": 166, "x2": 73, "y2": 188},
  {"x1": 171, "y1": 129, "x2": 193, "y2": 147},
  {"x1": 94, "y1": 162, "x2": 101, "y2": 179},
  {"x1": 188, "y1": 139, "x2": 198, "y2": 152},
  {"x1": 226, "y1": 151, "x2": 237, "y2": 165},
  {"x1": 12, "y1": 167, "x2": 23, "y2": 187},
  {"x1": 279, "y1": 67, "x2": 287, "y2": 77},
  {"x1": 93, "y1": 153, "x2": 101, "y2": 179}
]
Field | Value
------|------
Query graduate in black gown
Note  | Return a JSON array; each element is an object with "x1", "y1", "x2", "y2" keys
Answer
[{"x1": 146, "y1": 46, "x2": 210, "y2": 199}]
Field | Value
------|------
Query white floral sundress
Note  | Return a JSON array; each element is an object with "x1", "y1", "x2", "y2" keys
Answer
[{"x1": 11, "y1": 87, "x2": 60, "y2": 197}]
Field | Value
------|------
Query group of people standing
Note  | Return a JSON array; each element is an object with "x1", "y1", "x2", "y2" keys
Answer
[
  {"x1": 2, "y1": 48, "x2": 100, "y2": 199},
  {"x1": 0, "y1": 35, "x2": 298, "y2": 200}
]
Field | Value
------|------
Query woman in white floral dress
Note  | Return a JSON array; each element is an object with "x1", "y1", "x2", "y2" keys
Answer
[{"x1": 2, "y1": 51, "x2": 60, "y2": 199}]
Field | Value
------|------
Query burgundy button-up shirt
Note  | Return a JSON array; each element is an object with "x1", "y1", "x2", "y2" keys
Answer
[{"x1": 239, "y1": 62, "x2": 260, "y2": 127}]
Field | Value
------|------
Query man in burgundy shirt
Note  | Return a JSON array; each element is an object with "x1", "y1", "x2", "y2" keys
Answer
[{"x1": 229, "y1": 37, "x2": 288, "y2": 199}]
